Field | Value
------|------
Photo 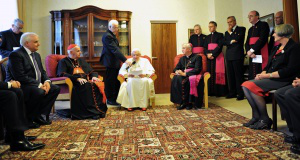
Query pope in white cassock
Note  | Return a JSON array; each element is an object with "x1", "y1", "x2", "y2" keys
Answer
[{"x1": 117, "y1": 49, "x2": 155, "y2": 111}]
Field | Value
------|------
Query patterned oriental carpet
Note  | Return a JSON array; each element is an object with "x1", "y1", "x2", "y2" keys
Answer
[{"x1": 1, "y1": 103, "x2": 300, "y2": 159}]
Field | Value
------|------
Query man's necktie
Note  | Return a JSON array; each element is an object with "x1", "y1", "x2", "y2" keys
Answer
[{"x1": 31, "y1": 52, "x2": 41, "y2": 83}]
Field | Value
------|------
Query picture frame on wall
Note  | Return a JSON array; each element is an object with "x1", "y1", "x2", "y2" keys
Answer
[
  {"x1": 260, "y1": 13, "x2": 275, "y2": 36},
  {"x1": 188, "y1": 28, "x2": 194, "y2": 39}
]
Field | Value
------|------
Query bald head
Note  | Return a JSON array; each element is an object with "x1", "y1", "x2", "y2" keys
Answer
[{"x1": 275, "y1": 11, "x2": 284, "y2": 25}]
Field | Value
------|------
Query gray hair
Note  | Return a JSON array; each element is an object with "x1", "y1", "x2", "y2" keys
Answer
[
  {"x1": 275, "y1": 24, "x2": 294, "y2": 38},
  {"x1": 131, "y1": 48, "x2": 141, "y2": 55},
  {"x1": 13, "y1": 18, "x2": 24, "y2": 25},
  {"x1": 182, "y1": 43, "x2": 192, "y2": 50},
  {"x1": 20, "y1": 32, "x2": 38, "y2": 46},
  {"x1": 194, "y1": 24, "x2": 201, "y2": 28},
  {"x1": 108, "y1": 20, "x2": 119, "y2": 28},
  {"x1": 227, "y1": 16, "x2": 236, "y2": 21}
]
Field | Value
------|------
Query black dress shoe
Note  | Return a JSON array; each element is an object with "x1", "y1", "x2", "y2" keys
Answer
[
  {"x1": 250, "y1": 119, "x2": 273, "y2": 130},
  {"x1": 226, "y1": 94, "x2": 236, "y2": 99},
  {"x1": 236, "y1": 95, "x2": 244, "y2": 101},
  {"x1": 291, "y1": 144, "x2": 300, "y2": 155},
  {"x1": 284, "y1": 135, "x2": 296, "y2": 144},
  {"x1": 10, "y1": 139, "x2": 45, "y2": 151},
  {"x1": 5, "y1": 135, "x2": 37, "y2": 143},
  {"x1": 28, "y1": 121, "x2": 40, "y2": 129},
  {"x1": 243, "y1": 118, "x2": 258, "y2": 127},
  {"x1": 177, "y1": 104, "x2": 186, "y2": 110},
  {"x1": 34, "y1": 116, "x2": 52, "y2": 125},
  {"x1": 186, "y1": 104, "x2": 193, "y2": 110},
  {"x1": 107, "y1": 100, "x2": 120, "y2": 105}
]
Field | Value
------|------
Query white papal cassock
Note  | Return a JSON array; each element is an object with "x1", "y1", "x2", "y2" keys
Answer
[{"x1": 117, "y1": 57, "x2": 155, "y2": 109}]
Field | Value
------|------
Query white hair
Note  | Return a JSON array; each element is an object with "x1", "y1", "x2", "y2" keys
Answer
[
  {"x1": 108, "y1": 20, "x2": 119, "y2": 28},
  {"x1": 20, "y1": 32, "x2": 38, "y2": 46},
  {"x1": 13, "y1": 18, "x2": 24, "y2": 25},
  {"x1": 182, "y1": 43, "x2": 192, "y2": 50},
  {"x1": 131, "y1": 48, "x2": 141, "y2": 55}
]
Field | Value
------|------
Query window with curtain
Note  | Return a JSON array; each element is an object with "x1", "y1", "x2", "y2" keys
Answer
[{"x1": 0, "y1": 0, "x2": 18, "y2": 31}]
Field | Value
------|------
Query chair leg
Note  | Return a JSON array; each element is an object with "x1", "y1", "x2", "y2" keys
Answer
[
  {"x1": 46, "y1": 114, "x2": 50, "y2": 121},
  {"x1": 52, "y1": 104, "x2": 55, "y2": 113},
  {"x1": 272, "y1": 94, "x2": 278, "y2": 131}
]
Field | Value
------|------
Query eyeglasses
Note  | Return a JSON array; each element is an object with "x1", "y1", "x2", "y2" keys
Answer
[{"x1": 15, "y1": 26, "x2": 23, "y2": 30}]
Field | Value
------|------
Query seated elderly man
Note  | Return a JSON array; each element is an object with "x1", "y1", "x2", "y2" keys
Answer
[
  {"x1": 117, "y1": 48, "x2": 155, "y2": 111},
  {"x1": 57, "y1": 44, "x2": 107, "y2": 120},
  {"x1": 171, "y1": 43, "x2": 203, "y2": 110}
]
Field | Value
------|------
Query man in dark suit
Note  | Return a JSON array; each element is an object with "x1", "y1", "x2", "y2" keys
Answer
[
  {"x1": 224, "y1": 16, "x2": 246, "y2": 100},
  {"x1": 0, "y1": 18, "x2": 24, "y2": 59},
  {"x1": 0, "y1": 58, "x2": 45, "y2": 151},
  {"x1": 100, "y1": 20, "x2": 129, "y2": 105},
  {"x1": 6, "y1": 32, "x2": 60, "y2": 128},
  {"x1": 245, "y1": 10, "x2": 270, "y2": 80}
]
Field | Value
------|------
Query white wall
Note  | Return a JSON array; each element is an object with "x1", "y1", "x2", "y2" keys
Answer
[
  {"x1": 25, "y1": 0, "x2": 211, "y2": 60},
  {"x1": 22, "y1": 0, "x2": 284, "y2": 61},
  {"x1": 242, "y1": 0, "x2": 283, "y2": 29}
]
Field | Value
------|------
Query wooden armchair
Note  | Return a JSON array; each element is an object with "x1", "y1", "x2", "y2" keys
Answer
[
  {"x1": 117, "y1": 55, "x2": 157, "y2": 108},
  {"x1": 170, "y1": 53, "x2": 211, "y2": 108}
]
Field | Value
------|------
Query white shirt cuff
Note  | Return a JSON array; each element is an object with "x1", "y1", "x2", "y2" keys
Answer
[
  {"x1": 38, "y1": 83, "x2": 43, "y2": 88},
  {"x1": 250, "y1": 48, "x2": 255, "y2": 53},
  {"x1": 45, "y1": 80, "x2": 51, "y2": 83},
  {"x1": 7, "y1": 82, "x2": 12, "y2": 89}
]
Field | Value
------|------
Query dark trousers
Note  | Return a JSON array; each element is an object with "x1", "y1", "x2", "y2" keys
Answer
[
  {"x1": 248, "y1": 59, "x2": 262, "y2": 80},
  {"x1": 275, "y1": 85, "x2": 300, "y2": 142},
  {"x1": 0, "y1": 88, "x2": 28, "y2": 132},
  {"x1": 227, "y1": 59, "x2": 244, "y2": 97},
  {"x1": 105, "y1": 68, "x2": 120, "y2": 102},
  {"x1": 21, "y1": 84, "x2": 60, "y2": 121}
]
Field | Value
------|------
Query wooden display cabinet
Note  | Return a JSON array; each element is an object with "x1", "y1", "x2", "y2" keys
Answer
[{"x1": 50, "y1": 5, "x2": 131, "y2": 77}]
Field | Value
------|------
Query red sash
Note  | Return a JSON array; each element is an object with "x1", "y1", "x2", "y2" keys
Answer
[
  {"x1": 208, "y1": 43, "x2": 225, "y2": 85},
  {"x1": 93, "y1": 81, "x2": 107, "y2": 104},
  {"x1": 192, "y1": 47, "x2": 204, "y2": 54},
  {"x1": 186, "y1": 68, "x2": 202, "y2": 97},
  {"x1": 249, "y1": 37, "x2": 269, "y2": 69}
]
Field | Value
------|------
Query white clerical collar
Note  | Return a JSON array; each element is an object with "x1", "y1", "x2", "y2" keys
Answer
[
  {"x1": 252, "y1": 20, "x2": 259, "y2": 26},
  {"x1": 211, "y1": 32, "x2": 215, "y2": 34},
  {"x1": 197, "y1": 34, "x2": 201, "y2": 36},
  {"x1": 186, "y1": 53, "x2": 192, "y2": 58}
]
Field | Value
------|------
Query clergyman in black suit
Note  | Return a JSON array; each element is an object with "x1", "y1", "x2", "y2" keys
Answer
[
  {"x1": 6, "y1": 32, "x2": 60, "y2": 128},
  {"x1": 224, "y1": 16, "x2": 246, "y2": 100},
  {"x1": 100, "y1": 20, "x2": 129, "y2": 105},
  {"x1": 0, "y1": 18, "x2": 24, "y2": 59}
]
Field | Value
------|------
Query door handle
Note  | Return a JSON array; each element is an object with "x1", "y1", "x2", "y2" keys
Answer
[{"x1": 152, "y1": 57, "x2": 158, "y2": 60}]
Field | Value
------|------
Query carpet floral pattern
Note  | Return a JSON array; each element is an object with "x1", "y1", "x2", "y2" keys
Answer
[{"x1": 1, "y1": 103, "x2": 300, "y2": 159}]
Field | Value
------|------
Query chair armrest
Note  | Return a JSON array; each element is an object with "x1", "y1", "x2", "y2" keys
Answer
[
  {"x1": 65, "y1": 78, "x2": 73, "y2": 98},
  {"x1": 117, "y1": 74, "x2": 125, "y2": 83},
  {"x1": 204, "y1": 72, "x2": 211, "y2": 81},
  {"x1": 97, "y1": 75, "x2": 103, "y2": 81},
  {"x1": 149, "y1": 73, "x2": 157, "y2": 81},
  {"x1": 170, "y1": 73, "x2": 175, "y2": 79}
]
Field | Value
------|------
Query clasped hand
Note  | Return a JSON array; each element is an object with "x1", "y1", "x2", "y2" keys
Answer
[
  {"x1": 128, "y1": 74, "x2": 146, "y2": 78},
  {"x1": 40, "y1": 81, "x2": 50, "y2": 94},
  {"x1": 175, "y1": 70, "x2": 186, "y2": 76},
  {"x1": 77, "y1": 78, "x2": 87, "y2": 85},
  {"x1": 292, "y1": 77, "x2": 300, "y2": 88},
  {"x1": 10, "y1": 80, "x2": 21, "y2": 88},
  {"x1": 247, "y1": 51, "x2": 256, "y2": 58},
  {"x1": 255, "y1": 73, "x2": 269, "y2": 80},
  {"x1": 207, "y1": 53, "x2": 214, "y2": 60}
]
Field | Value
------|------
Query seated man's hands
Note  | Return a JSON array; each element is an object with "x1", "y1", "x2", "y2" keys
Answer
[
  {"x1": 125, "y1": 60, "x2": 132, "y2": 66},
  {"x1": 10, "y1": 80, "x2": 21, "y2": 88},
  {"x1": 292, "y1": 77, "x2": 300, "y2": 88},
  {"x1": 92, "y1": 77, "x2": 100, "y2": 82},
  {"x1": 77, "y1": 78, "x2": 87, "y2": 85},
  {"x1": 128, "y1": 74, "x2": 135, "y2": 78},
  {"x1": 40, "y1": 81, "x2": 51, "y2": 94},
  {"x1": 138, "y1": 74, "x2": 146, "y2": 78},
  {"x1": 175, "y1": 70, "x2": 186, "y2": 76},
  {"x1": 207, "y1": 53, "x2": 214, "y2": 60}
]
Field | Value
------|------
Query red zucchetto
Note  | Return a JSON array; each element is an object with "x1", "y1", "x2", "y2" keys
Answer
[{"x1": 67, "y1": 44, "x2": 78, "y2": 50}]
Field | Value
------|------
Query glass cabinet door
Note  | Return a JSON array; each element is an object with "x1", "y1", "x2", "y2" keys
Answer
[
  {"x1": 54, "y1": 20, "x2": 63, "y2": 55},
  {"x1": 118, "y1": 20, "x2": 129, "y2": 56},
  {"x1": 72, "y1": 17, "x2": 88, "y2": 57},
  {"x1": 93, "y1": 17, "x2": 107, "y2": 57}
]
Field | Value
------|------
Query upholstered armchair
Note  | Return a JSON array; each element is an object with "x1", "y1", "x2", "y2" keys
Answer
[
  {"x1": 117, "y1": 55, "x2": 157, "y2": 108},
  {"x1": 170, "y1": 53, "x2": 210, "y2": 108}
]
